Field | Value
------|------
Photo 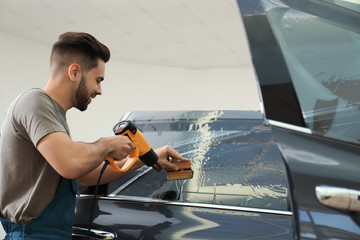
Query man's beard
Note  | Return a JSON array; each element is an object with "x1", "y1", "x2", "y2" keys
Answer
[{"x1": 75, "y1": 75, "x2": 90, "y2": 111}]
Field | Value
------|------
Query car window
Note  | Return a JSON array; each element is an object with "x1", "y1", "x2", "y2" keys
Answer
[
  {"x1": 263, "y1": 0, "x2": 360, "y2": 144},
  {"x1": 108, "y1": 111, "x2": 289, "y2": 211}
]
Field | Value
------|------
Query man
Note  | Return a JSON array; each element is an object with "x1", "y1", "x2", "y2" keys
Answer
[{"x1": 0, "y1": 32, "x2": 187, "y2": 239}]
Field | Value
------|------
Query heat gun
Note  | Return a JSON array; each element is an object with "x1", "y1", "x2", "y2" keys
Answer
[
  {"x1": 105, "y1": 120, "x2": 164, "y2": 172},
  {"x1": 86, "y1": 120, "x2": 163, "y2": 239}
]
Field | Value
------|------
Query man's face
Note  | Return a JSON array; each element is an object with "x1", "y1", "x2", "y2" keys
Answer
[{"x1": 75, "y1": 59, "x2": 105, "y2": 111}]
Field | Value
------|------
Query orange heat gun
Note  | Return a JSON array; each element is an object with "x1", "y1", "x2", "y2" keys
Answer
[{"x1": 105, "y1": 120, "x2": 163, "y2": 172}]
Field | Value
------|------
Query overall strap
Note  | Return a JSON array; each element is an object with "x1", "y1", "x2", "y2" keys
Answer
[{"x1": 58, "y1": 113, "x2": 79, "y2": 196}]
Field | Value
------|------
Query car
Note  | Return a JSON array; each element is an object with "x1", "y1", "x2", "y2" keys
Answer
[
  {"x1": 73, "y1": 110, "x2": 291, "y2": 239},
  {"x1": 72, "y1": 0, "x2": 360, "y2": 239}
]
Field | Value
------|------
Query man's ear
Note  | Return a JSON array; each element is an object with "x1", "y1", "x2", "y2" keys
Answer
[{"x1": 68, "y1": 63, "x2": 81, "y2": 82}]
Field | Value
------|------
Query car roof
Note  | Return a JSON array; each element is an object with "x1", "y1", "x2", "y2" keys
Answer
[{"x1": 121, "y1": 110, "x2": 264, "y2": 122}]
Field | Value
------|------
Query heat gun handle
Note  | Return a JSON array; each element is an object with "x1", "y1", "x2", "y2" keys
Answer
[
  {"x1": 110, "y1": 120, "x2": 163, "y2": 172},
  {"x1": 105, "y1": 149, "x2": 139, "y2": 172}
]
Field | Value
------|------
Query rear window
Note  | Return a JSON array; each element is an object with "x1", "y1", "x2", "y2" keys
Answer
[
  {"x1": 264, "y1": 0, "x2": 360, "y2": 144},
  {"x1": 108, "y1": 111, "x2": 288, "y2": 211}
]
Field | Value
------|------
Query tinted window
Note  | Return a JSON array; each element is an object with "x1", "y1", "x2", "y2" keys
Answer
[
  {"x1": 109, "y1": 111, "x2": 288, "y2": 211},
  {"x1": 264, "y1": 0, "x2": 360, "y2": 144}
]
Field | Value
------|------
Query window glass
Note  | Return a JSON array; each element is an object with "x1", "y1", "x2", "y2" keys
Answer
[
  {"x1": 109, "y1": 111, "x2": 288, "y2": 211},
  {"x1": 264, "y1": 0, "x2": 360, "y2": 143}
]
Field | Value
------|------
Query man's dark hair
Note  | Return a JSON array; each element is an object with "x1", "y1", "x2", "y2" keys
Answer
[{"x1": 50, "y1": 32, "x2": 110, "y2": 74}]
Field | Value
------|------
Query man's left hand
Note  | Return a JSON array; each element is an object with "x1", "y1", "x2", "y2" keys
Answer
[{"x1": 155, "y1": 146, "x2": 190, "y2": 172}]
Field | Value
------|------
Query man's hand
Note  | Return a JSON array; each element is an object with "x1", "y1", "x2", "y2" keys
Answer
[
  {"x1": 108, "y1": 135, "x2": 135, "y2": 160},
  {"x1": 155, "y1": 146, "x2": 190, "y2": 171}
]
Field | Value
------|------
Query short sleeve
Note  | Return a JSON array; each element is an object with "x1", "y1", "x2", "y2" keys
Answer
[{"x1": 12, "y1": 90, "x2": 67, "y2": 147}]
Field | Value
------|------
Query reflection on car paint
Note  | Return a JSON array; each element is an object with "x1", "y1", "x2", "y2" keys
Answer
[
  {"x1": 299, "y1": 210, "x2": 360, "y2": 238},
  {"x1": 284, "y1": 148, "x2": 340, "y2": 166}
]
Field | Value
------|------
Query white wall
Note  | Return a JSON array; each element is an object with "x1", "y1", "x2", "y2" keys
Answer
[
  {"x1": 0, "y1": 33, "x2": 49, "y2": 116},
  {"x1": 1, "y1": 32, "x2": 260, "y2": 142}
]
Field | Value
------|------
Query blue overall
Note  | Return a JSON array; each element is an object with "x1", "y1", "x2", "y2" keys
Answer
[{"x1": 0, "y1": 178, "x2": 79, "y2": 239}]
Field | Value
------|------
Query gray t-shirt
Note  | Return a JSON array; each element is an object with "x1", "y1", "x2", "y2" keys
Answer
[{"x1": 0, "y1": 88, "x2": 70, "y2": 224}]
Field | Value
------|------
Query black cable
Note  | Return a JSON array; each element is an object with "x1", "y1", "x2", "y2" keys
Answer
[{"x1": 86, "y1": 160, "x2": 110, "y2": 239}]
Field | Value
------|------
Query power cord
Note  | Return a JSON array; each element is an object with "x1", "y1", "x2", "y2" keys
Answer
[{"x1": 86, "y1": 160, "x2": 110, "y2": 239}]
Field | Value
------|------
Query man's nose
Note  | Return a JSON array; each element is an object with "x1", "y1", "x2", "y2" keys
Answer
[{"x1": 96, "y1": 84, "x2": 102, "y2": 95}]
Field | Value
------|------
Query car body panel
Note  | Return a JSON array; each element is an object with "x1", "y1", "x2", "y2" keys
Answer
[
  {"x1": 75, "y1": 196, "x2": 292, "y2": 240},
  {"x1": 237, "y1": 0, "x2": 360, "y2": 239},
  {"x1": 271, "y1": 125, "x2": 360, "y2": 239}
]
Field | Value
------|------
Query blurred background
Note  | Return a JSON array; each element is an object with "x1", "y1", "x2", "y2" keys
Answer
[
  {"x1": 0, "y1": 0, "x2": 259, "y2": 236},
  {"x1": 0, "y1": 0, "x2": 260, "y2": 142}
]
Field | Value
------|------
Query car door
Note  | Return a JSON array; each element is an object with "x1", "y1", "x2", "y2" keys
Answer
[
  {"x1": 236, "y1": 0, "x2": 360, "y2": 239},
  {"x1": 72, "y1": 111, "x2": 293, "y2": 239}
]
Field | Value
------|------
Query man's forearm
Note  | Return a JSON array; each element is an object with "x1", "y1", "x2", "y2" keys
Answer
[{"x1": 37, "y1": 132, "x2": 133, "y2": 179}]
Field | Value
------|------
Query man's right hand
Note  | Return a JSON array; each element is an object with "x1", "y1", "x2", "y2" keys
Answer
[{"x1": 108, "y1": 135, "x2": 135, "y2": 160}]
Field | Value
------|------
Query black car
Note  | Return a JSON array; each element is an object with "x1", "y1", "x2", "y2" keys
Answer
[
  {"x1": 73, "y1": 0, "x2": 360, "y2": 239},
  {"x1": 73, "y1": 110, "x2": 291, "y2": 239}
]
